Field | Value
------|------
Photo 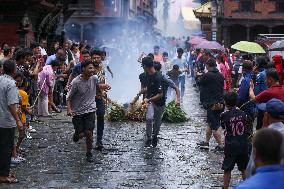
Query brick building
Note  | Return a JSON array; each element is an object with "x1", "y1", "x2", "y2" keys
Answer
[
  {"x1": 194, "y1": 0, "x2": 284, "y2": 46},
  {"x1": 0, "y1": 0, "x2": 76, "y2": 47},
  {"x1": 64, "y1": 0, "x2": 157, "y2": 44},
  {"x1": 223, "y1": 0, "x2": 284, "y2": 45}
]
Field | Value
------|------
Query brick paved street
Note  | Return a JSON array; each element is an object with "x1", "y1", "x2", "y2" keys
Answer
[{"x1": 1, "y1": 80, "x2": 242, "y2": 189}]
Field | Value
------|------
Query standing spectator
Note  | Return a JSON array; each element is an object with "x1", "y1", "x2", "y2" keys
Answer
[
  {"x1": 39, "y1": 39, "x2": 47, "y2": 58},
  {"x1": 167, "y1": 65, "x2": 182, "y2": 100},
  {"x1": 250, "y1": 68, "x2": 284, "y2": 103},
  {"x1": 153, "y1": 45, "x2": 162, "y2": 62},
  {"x1": 0, "y1": 60, "x2": 3, "y2": 75},
  {"x1": 66, "y1": 50, "x2": 91, "y2": 90},
  {"x1": 216, "y1": 55, "x2": 230, "y2": 91},
  {"x1": 221, "y1": 92, "x2": 249, "y2": 189},
  {"x1": 254, "y1": 56, "x2": 268, "y2": 130},
  {"x1": 172, "y1": 48, "x2": 187, "y2": 98},
  {"x1": 154, "y1": 61, "x2": 180, "y2": 106},
  {"x1": 237, "y1": 60, "x2": 255, "y2": 144},
  {"x1": 236, "y1": 128, "x2": 284, "y2": 189},
  {"x1": 272, "y1": 55, "x2": 283, "y2": 85},
  {"x1": 160, "y1": 52, "x2": 172, "y2": 74},
  {"x1": 37, "y1": 60, "x2": 59, "y2": 117},
  {"x1": 0, "y1": 60, "x2": 22, "y2": 183},
  {"x1": 197, "y1": 59, "x2": 224, "y2": 151},
  {"x1": 45, "y1": 48, "x2": 66, "y2": 65},
  {"x1": 48, "y1": 41, "x2": 60, "y2": 56},
  {"x1": 91, "y1": 49, "x2": 108, "y2": 151},
  {"x1": 63, "y1": 41, "x2": 73, "y2": 64},
  {"x1": 101, "y1": 50, "x2": 114, "y2": 79},
  {"x1": 2, "y1": 47, "x2": 13, "y2": 62},
  {"x1": 232, "y1": 51, "x2": 242, "y2": 87},
  {"x1": 70, "y1": 43, "x2": 80, "y2": 65},
  {"x1": 246, "y1": 98, "x2": 284, "y2": 178}
]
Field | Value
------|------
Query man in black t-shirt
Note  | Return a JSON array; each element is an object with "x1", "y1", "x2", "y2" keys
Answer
[
  {"x1": 140, "y1": 57, "x2": 165, "y2": 147},
  {"x1": 220, "y1": 92, "x2": 249, "y2": 189}
]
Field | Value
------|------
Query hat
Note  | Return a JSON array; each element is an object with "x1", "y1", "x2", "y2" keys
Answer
[{"x1": 257, "y1": 98, "x2": 284, "y2": 118}]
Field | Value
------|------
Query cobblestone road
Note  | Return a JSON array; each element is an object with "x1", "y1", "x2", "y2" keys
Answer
[{"x1": 1, "y1": 80, "x2": 242, "y2": 189}]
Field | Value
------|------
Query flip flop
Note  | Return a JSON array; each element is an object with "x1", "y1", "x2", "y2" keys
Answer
[{"x1": 0, "y1": 176, "x2": 18, "y2": 184}]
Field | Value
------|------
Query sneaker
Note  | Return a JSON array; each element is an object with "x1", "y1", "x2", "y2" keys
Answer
[
  {"x1": 95, "y1": 142, "x2": 104, "y2": 151},
  {"x1": 86, "y1": 152, "x2": 94, "y2": 163},
  {"x1": 28, "y1": 126, "x2": 36, "y2": 133},
  {"x1": 214, "y1": 146, "x2": 224, "y2": 153},
  {"x1": 17, "y1": 156, "x2": 26, "y2": 161},
  {"x1": 144, "y1": 139, "x2": 152, "y2": 147},
  {"x1": 73, "y1": 133, "x2": 79, "y2": 143},
  {"x1": 11, "y1": 157, "x2": 22, "y2": 164},
  {"x1": 197, "y1": 141, "x2": 209, "y2": 150},
  {"x1": 26, "y1": 131, "x2": 32, "y2": 139},
  {"x1": 152, "y1": 137, "x2": 158, "y2": 148}
]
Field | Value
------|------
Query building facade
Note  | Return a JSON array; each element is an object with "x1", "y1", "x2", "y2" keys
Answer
[
  {"x1": 0, "y1": 0, "x2": 76, "y2": 47},
  {"x1": 194, "y1": 0, "x2": 284, "y2": 46},
  {"x1": 64, "y1": 0, "x2": 157, "y2": 44},
  {"x1": 222, "y1": 0, "x2": 284, "y2": 45}
]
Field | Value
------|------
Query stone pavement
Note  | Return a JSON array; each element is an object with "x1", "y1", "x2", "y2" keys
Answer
[{"x1": 1, "y1": 79, "x2": 243, "y2": 189}]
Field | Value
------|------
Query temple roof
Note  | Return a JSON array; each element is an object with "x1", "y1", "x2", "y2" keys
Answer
[{"x1": 193, "y1": 2, "x2": 211, "y2": 18}]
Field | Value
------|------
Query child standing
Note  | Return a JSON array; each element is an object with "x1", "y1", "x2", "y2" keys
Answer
[
  {"x1": 220, "y1": 91, "x2": 249, "y2": 189},
  {"x1": 12, "y1": 72, "x2": 31, "y2": 164},
  {"x1": 167, "y1": 64, "x2": 182, "y2": 100}
]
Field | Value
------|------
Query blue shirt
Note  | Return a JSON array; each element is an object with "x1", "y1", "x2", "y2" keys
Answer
[
  {"x1": 235, "y1": 165, "x2": 284, "y2": 189},
  {"x1": 71, "y1": 63, "x2": 82, "y2": 77},
  {"x1": 45, "y1": 54, "x2": 56, "y2": 65},
  {"x1": 254, "y1": 69, "x2": 268, "y2": 96},
  {"x1": 238, "y1": 72, "x2": 256, "y2": 114}
]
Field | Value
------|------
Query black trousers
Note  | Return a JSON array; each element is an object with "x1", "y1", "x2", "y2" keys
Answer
[
  {"x1": 0, "y1": 127, "x2": 15, "y2": 177},
  {"x1": 96, "y1": 98, "x2": 105, "y2": 144}
]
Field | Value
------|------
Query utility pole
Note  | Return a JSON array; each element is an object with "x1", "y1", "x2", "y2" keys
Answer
[
  {"x1": 211, "y1": 0, "x2": 217, "y2": 41},
  {"x1": 163, "y1": 0, "x2": 169, "y2": 32}
]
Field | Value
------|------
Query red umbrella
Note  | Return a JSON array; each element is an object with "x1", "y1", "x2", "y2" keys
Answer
[
  {"x1": 189, "y1": 37, "x2": 207, "y2": 45},
  {"x1": 196, "y1": 41, "x2": 224, "y2": 50}
]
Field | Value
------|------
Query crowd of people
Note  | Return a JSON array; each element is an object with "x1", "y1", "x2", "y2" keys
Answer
[
  {"x1": 0, "y1": 35, "x2": 283, "y2": 188},
  {"x1": 137, "y1": 42, "x2": 284, "y2": 188}
]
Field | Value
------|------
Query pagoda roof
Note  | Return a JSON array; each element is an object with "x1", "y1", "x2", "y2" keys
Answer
[{"x1": 193, "y1": 2, "x2": 211, "y2": 18}]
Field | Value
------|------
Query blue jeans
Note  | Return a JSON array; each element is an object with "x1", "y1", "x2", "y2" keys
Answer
[
  {"x1": 178, "y1": 75, "x2": 185, "y2": 98},
  {"x1": 96, "y1": 98, "x2": 105, "y2": 144}
]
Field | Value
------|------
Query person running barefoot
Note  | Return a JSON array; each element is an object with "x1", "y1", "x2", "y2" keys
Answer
[{"x1": 66, "y1": 60, "x2": 110, "y2": 162}]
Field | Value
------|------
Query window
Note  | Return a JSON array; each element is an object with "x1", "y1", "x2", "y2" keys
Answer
[
  {"x1": 240, "y1": 0, "x2": 254, "y2": 12},
  {"x1": 278, "y1": 2, "x2": 284, "y2": 12},
  {"x1": 104, "y1": 0, "x2": 114, "y2": 8}
]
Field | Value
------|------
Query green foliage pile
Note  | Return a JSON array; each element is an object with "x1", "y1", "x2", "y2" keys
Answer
[
  {"x1": 107, "y1": 105, "x2": 125, "y2": 122},
  {"x1": 162, "y1": 101, "x2": 189, "y2": 123}
]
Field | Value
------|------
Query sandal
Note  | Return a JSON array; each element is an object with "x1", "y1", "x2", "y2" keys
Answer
[{"x1": 0, "y1": 176, "x2": 18, "y2": 184}]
